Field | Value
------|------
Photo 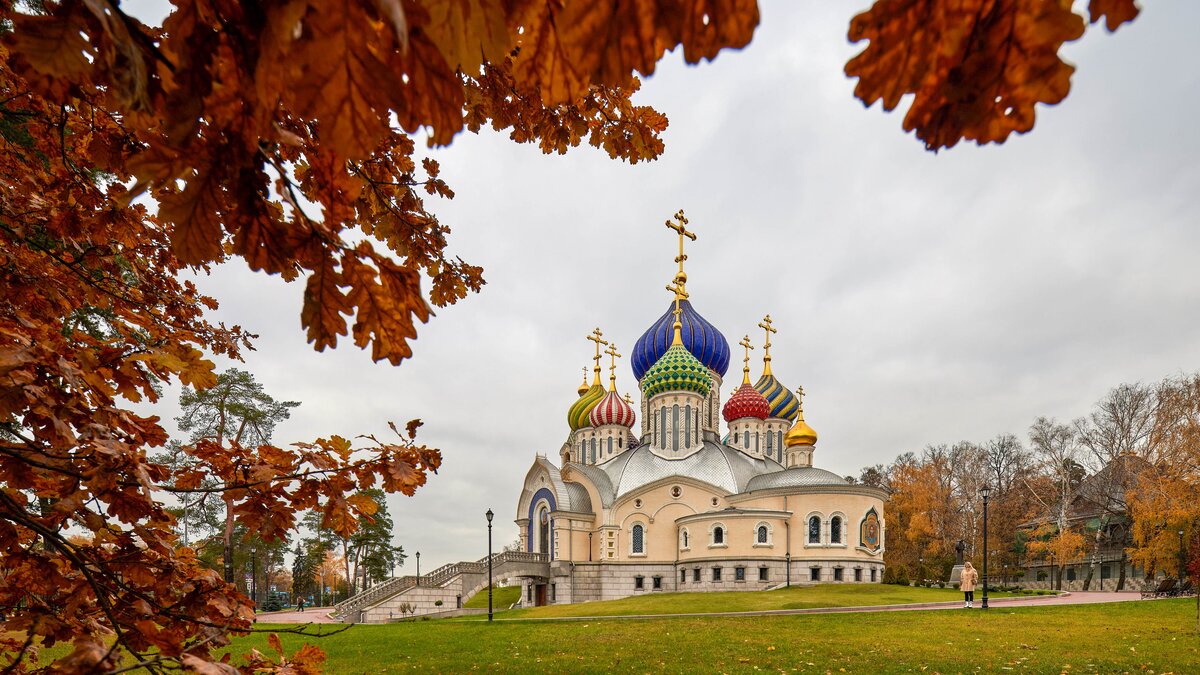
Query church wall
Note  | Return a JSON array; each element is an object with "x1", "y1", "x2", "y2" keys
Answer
[{"x1": 606, "y1": 481, "x2": 723, "y2": 562}]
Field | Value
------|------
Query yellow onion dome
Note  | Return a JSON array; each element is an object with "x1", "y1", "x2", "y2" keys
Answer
[
  {"x1": 568, "y1": 383, "x2": 606, "y2": 431},
  {"x1": 641, "y1": 343, "x2": 712, "y2": 400},
  {"x1": 784, "y1": 408, "x2": 818, "y2": 447}
]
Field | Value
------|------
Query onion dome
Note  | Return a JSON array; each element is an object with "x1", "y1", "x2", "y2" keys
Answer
[
  {"x1": 641, "y1": 343, "x2": 712, "y2": 400},
  {"x1": 754, "y1": 373, "x2": 800, "y2": 420},
  {"x1": 568, "y1": 384, "x2": 606, "y2": 430},
  {"x1": 631, "y1": 299, "x2": 730, "y2": 381},
  {"x1": 590, "y1": 390, "x2": 636, "y2": 428},
  {"x1": 576, "y1": 368, "x2": 589, "y2": 396},
  {"x1": 723, "y1": 383, "x2": 771, "y2": 422},
  {"x1": 784, "y1": 393, "x2": 818, "y2": 446}
]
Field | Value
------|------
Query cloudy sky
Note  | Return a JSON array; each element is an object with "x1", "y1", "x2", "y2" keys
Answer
[{"x1": 128, "y1": 1, "x2": 1200, "y2": 570}]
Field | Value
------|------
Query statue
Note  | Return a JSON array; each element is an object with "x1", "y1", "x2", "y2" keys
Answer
[{"x1": 955, "y1": 539, "x2": 966, "y2": 565}]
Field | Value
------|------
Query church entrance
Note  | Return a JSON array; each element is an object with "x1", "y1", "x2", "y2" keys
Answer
[{"x1": 535, "y1": 584, "x2": 547, "y2": 606}]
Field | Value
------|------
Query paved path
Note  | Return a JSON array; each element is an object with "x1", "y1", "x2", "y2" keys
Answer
[
  {"x1": 253, "y1": 607, "x2": 339, "y2": 624},
  {"x1": 252, "y1": 592, "x2": 1147, "y2": 624}
]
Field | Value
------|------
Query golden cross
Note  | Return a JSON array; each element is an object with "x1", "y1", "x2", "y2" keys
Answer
[
  {"x1": 795, "y1": 386, "x2": 806, "y2": 414},
  {"x1": 587, "y1": 327, "x2": 608, "y2": 385},
  {"x1": 665, "y1": 209, "x2": 696, "y2": 280},
  {"x1": 605, "y1": 342, "x2": 621, "y2": 391},
  {"x1": 758, "y1": 314, "x2": 777, "y2": 376},
  {"x1": 738, "y1": 335, "x2": 755, "y2": 384}
]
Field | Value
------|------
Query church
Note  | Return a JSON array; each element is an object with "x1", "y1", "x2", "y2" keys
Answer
[{"x1": 514, "y1": 213, "x2": 888, "y2": 606}]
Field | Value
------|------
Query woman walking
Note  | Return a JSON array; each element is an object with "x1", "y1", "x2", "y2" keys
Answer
[{"x1": 961, "y1": 561, "x2": 979, "y2": 608}]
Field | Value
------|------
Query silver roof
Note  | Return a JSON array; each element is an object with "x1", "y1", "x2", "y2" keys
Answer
[
  {"x1": 563, "y1": 481, "x2": 593, "y2": 513},
  {"x1": 598, "y1": 441, "x2": 783, "y2": 499},
  {"x1": 744, "y1": 466, "x2": 849, "y2": 491}
]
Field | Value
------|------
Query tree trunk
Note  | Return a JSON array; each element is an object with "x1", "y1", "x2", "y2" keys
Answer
[
  {"x1": 1117, "y1": 553, "x2": 1127, "y2": 591},
  {"x1": 222, "y1": 497, "x2": 235, "y2": 583}
]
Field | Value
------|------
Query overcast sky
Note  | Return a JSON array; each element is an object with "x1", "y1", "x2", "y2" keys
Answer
[{"x1": 127, "y1": 1, "x2": 1200, "y2": 570}]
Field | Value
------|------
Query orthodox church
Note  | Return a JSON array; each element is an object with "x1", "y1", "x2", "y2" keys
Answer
[{"x1": 515, "y1": 213, "x2": 887, "y2": 606}]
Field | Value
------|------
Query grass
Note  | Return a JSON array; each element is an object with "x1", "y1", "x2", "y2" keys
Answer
[
  {"x1": 462, "y1": 585, "x2": 521, "y2": 609},
  {"x1": 473, "y1": 583, "x2": 1031, "y2": 619},
  {"x1": 222, "y1": 598, "x2": 1200, "y2": 673}
]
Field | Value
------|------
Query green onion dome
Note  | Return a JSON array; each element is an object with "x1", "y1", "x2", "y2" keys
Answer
[
  {"x1": 641, "y1": 343, "x2": 712, "y2": 400},
  {"x1": 568, "y1": 383, "x2": 606, "y2": 431}
]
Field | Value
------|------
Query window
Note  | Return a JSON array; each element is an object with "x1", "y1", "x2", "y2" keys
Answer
[
  {"x1": 1101, "y1": 565, "x2": 1112, "y2": 580},
  {"x1": 672, "y1": 404, "x2": 680, "y2": 451},
  {"x1": 758, "y1": 567, "x2": 769, "y2": 582},
  {"x1": 1066, "y1": 567, "x2": 1076, "y2": 581},
  {"x1": 527, "y1": 585, "x2": 533, "y2": 602},
  {"x1": 618, "y1": 435, "x2": 623, "y2": 448},
  {"x1": 808, "y1": 515, "x2": 821, "y2": 544},
  {"x1": 830, "y1": 516, "x2": 843, "y2": 544},
  {"x1": 713, "y1": 567, "x2": 722, "y2": 581},
  {"x1": 766, "y1": 432, "x2": 773, "y2": 453},
  {"x1": 693, "y1": 568, "x2": 701, "y2": 582},
  {"x1": 854, "y1": 568, "x2": 863, "y2": 582},
  {"x1": 551, "y1": 584, "x2": 556, "y2": 602},
  {"x1": 735, "y1": 567, "x2": 745, "y2": 581},
  {"x1": 589, "y1": 438, "x2": 596, "y2": 463},
  {"x1": 810, "y1": 567, "x2": 821, "y2": 582},
  {"x1": 681, "y1": 569, "x2": 687, "y2": 583},
  {"x1": 634, "y1": 576, "x2": 644, "y2": 590},
  {"x1": 834, "y1": 568, "x2": 843, "y2": 581},
  {"x1": 537, "y1": 506, "x2": 550, "y2": 555},
  {"x1": 632, "y1": 524, "x2": 645, "y2": 554},
  {"x1": 607, "y1": 436, "x2": 613, "y2": 456},
  {"x1": 871, "y1": 569, "x2": 877, "y2": 582},
  {"x1": 652, "y1": 576, "x2": 662, "y2": 590},
  {"x1": 743, "y1": 432, "x2": 749, "y2": 449},
  {"x1": 659, "y1": 407, "x2": 667, "y2": 447},
  {"x1": 757, "y1": 525, "x2": 768, "y2": 544},
  {"x1": 713, "y1": 526, "x2": 725, "y2": 545},
  {"x1": 681, "y1": 529, "x2": 689, "y2": 549}
]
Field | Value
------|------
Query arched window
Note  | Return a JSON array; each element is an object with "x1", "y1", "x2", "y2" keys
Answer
[
  {"x1": 713, "y1": 526, "x2": 725, "y2": 545},
  {"x1": 589, "y1": 438, "x2": 596, "y2": 464},
  {"x1": 777, "y1": 432, "x2": 784, "y2": 454},
  {"x1": 680, "y1": 529, "x2": 689, "y2": 549},
  {"x1": 618, "y1": 435, "x2": 623, "y2": 448},
  {"x1": 733, "y1": 431, "x2": 739, "y2": 444},
  {"x1": 632, "y1": 524, "x2": 645, "y2": 554},
  {"x1": 684, "y1": 404, "x2": 691, "y2": 448},
  {"x1": 808, "y1": 515, "x2": 821, "y2": 544},
  {"x1": 695, "y1": 407, "x2": 701, "y2": 442},
  {"x1": 743, "y1": 431, "x2": 749, "y2": 449},
  {"x1": 757, "y1": 525, "x2": 768, "y2": 544},
  {"x1": 672, "y1": 404, "x2": 680, "y2": 451},
  {"x1": 607, "y1": 436, "x2": 613, "y2": 456},
  {"x1": 538, "y1": 506, "x2": 550, "y2": 554},
  {"x1": 766, "y1": 432, "x2": 773, "y2": 453},
  {"x1": 659, "y1": 407, "x2": 667, "y2": 447},
  {"x1": 830, "y1": 516, "x2": 843, "y2": 544},
  {"x1": 754, "y1": 432, "x2": 759, "y2": 453}
]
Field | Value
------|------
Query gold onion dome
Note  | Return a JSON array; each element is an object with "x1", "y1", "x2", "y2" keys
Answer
[
  {"x1": 784, "y1": 395, "x2": 818, "y2": 447},
  {"x1": 568, "y1": 383, "x2": 606, "y2": 431},
  {"x1": 641, "y1": 343, "x2": 712, "y2": 400},
  {"x1": 576, "y1": 368, "x2": 589, "y2": 396}
]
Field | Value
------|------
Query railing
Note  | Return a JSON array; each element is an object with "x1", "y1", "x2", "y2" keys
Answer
[{"x1": 331, "y1": 551, "x2": 549, "y2": 618}]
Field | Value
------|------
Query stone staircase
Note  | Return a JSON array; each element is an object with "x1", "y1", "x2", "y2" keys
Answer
[{"x1": 331, "y1": 550, "x2": 549, "y2": 623}]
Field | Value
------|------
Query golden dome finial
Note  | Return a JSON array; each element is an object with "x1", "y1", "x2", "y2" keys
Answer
[
  {"x1": 605, "y1": 342, "x2": 622, "y2": 392},
  {"x1": 738, "y1": 335, "x2": 755, "y2": 385},
  {"x1": 577, "y1": 366, "x2": 589, "y2": 396},
  {"x1": 623, "y1": 393, "x2": 634, "y2": 406},
  {"x1": 785, "y1": 385, "x2": 818, "y2": 447},
  {"x1": 664, "y1": 210, "x2": 696, "y2": 347},
  {"x1": 587, "y1": 327, "x2": 608, "y2": 386},
  {"x1": 757, "y1": 314, "x2": 777, "y2": 377}
]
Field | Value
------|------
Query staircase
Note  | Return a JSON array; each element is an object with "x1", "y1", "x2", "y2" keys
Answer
[{"x1": 331, "y1": 550, "x2": 549, "y2": 622}]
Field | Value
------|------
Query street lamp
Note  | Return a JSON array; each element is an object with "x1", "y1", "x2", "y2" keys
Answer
[
  {"x1": 486, "y1": 508, "x2": 494, "y2": 622},
  {"x1": 785, "y1": 552, "x2": 791, "y2": 588},
  {"x1": 980, "y1": 485, "x2": 992, "y2": 610},
  {"x1": 1179, "y1": 530, "x2": 1186, "y2": 581},
  {"x1": 416, "y1": 551, "x2": 420, "y2": 587},
  {"x1": 250, "y1": 547, "x2": 258, "y2": 609},
  {"x1": 1049, "y1": 550, "x2": 1056, "y2": 591}
]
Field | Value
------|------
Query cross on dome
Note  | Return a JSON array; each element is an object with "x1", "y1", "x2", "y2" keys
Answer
[
  {"x1": 758, "y1": 314, "x2": 777, "y2": 376},
  {"x1": 605, "y1": 342, "x2": 622, "y2": 391},
  {"x1": 587, "y1": 327, "x2": 608, "y2": 385},
  {"x1": 738, "y1": 335, "x2": 755, "y2": 384},
  {"x1": 665, "y1": 210, "x2": 696, "y2": 346}
]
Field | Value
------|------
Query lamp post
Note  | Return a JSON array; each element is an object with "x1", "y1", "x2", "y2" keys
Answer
[
  {"x1": 486, "y1": 509, "x2": 494, "y2": 622},
  {"x1": 416, "y1": 551, "x2": 420, "y2": 587},
  {"x1": 250, "y1": 547, "x2": 258, "y2": 609},
  {"x1": 980, "y1": 485, "x2": 991, "y2": 610},
  {"x1": 785, "y1": 552, "x2": 791, "y2": 588},
  {"x1": 1049, "y1": 551, "x2": 1056, "y2": 591},
  {"x1": 1179, "y1": 530, "x2": 1186, "y2": 581}
]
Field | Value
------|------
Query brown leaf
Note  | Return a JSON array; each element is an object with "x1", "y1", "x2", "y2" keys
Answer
[
  {"x1": 301, "y1": 253, "x2": 351, "y2": 352},
  {"x1": 159, "y1": 164, "x2": 228, "y2": 265},
  {"x1": 405, "y1": 418, "x2": 423, "y2": 440},
  {"x1": 1088, "y1": 0, "x2": 1139, "y2": 31},
  {"x1": 423, "y1": 0, "x2": 512, "y2": 76},
  {"x1": 10, "y1": 5, "x2": 96, "y2": 81}
]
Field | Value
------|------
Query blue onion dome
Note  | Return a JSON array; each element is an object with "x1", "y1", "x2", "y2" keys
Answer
[
  {"x1": 631, "y1": 299, "x2": 730, "y2": 381},
  {"x1": 641, "y1": 343, "x2": 713, "y2": 399},
  {"x1": 568, "y1": 383, "x2": 606, "y2": 431},
  {"x1": 754, "y1": 373, "x2": 800, "y2": 420}
]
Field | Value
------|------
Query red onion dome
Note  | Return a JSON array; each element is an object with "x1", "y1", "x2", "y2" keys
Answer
[
  {"x1": 722, "y1": 383, "x2": 771, "y2": 422},
  {"x1": 589, "y1": 390, "x2": 636, "y2": 428}
]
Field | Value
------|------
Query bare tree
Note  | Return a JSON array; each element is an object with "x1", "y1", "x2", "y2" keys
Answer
[
  {"x1": 1076, "y1": 382, "x2": 1157, "y2": 471},
  {"x1": 1026, "y1": 417, "x2": 1084, "y2": 588}
]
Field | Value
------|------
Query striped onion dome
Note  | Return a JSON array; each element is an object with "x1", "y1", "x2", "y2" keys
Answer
[
  {"x1": 722, "y1": 383, "x2": 771, "y2": 422},
  {"x1": 631, "y1": 299, "x2": 730, "y2": 381},
  {"x1": 754, "y1": 373, "x2": 800, "y2": 420},
  {"x1": 568, "y1": 383, "x2": 606, "y2": 430},
  {"x1": 589, "y1": 390, "x2": 636, "y2": 428},
  {"x1": 641, "y1": 343, "x2": 712, "y2": 400}
]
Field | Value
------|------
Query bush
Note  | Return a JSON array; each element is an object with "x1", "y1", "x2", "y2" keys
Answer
[
  {"x1": 434, "y1": 600, "x2": 443, "y2": 607},
  {"x1": 892, "y1": 568, "x2": 910, "y2": 586},
  {"x1": 882, "y1": 567, "x2": 896, "y2": 584}
]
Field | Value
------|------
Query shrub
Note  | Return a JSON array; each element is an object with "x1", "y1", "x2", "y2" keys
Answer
[
  {"x1": 893, "y1": 568, "x2": 910, "y2": 586},
  {"x1": 434, "y1": 600, "x2": 443, "y2": 607}
]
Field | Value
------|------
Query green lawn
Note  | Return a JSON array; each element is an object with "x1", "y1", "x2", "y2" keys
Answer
[
  {"x1": 224, "y1": 599, "x2": 1200, "y2": 673},
  {"x1": 462, "y1": 585, "x2": 521, "y2": 609},
  {"x1": 475, "y1": 583, "x2": 1032, "y2": 619}
]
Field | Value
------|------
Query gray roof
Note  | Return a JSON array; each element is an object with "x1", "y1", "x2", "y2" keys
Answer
[
  {"x1": 563, "y1": 481, "x2": 593, "y2": 513},
  {"x1": 597, "y1": 440, "x2": 783, "y2": 499},
  {"x1": 744, "y1": 466, "x2": 849, "y2": 491}
]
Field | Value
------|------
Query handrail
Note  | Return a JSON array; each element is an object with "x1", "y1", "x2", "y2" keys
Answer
[{"x1": 331, "y1": 551, "x2": 550, "y2": 618}]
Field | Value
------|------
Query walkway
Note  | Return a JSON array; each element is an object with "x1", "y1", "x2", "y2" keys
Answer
[{"x1": 253, "y1": 592, "x2": 1146, "y2": 624}]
